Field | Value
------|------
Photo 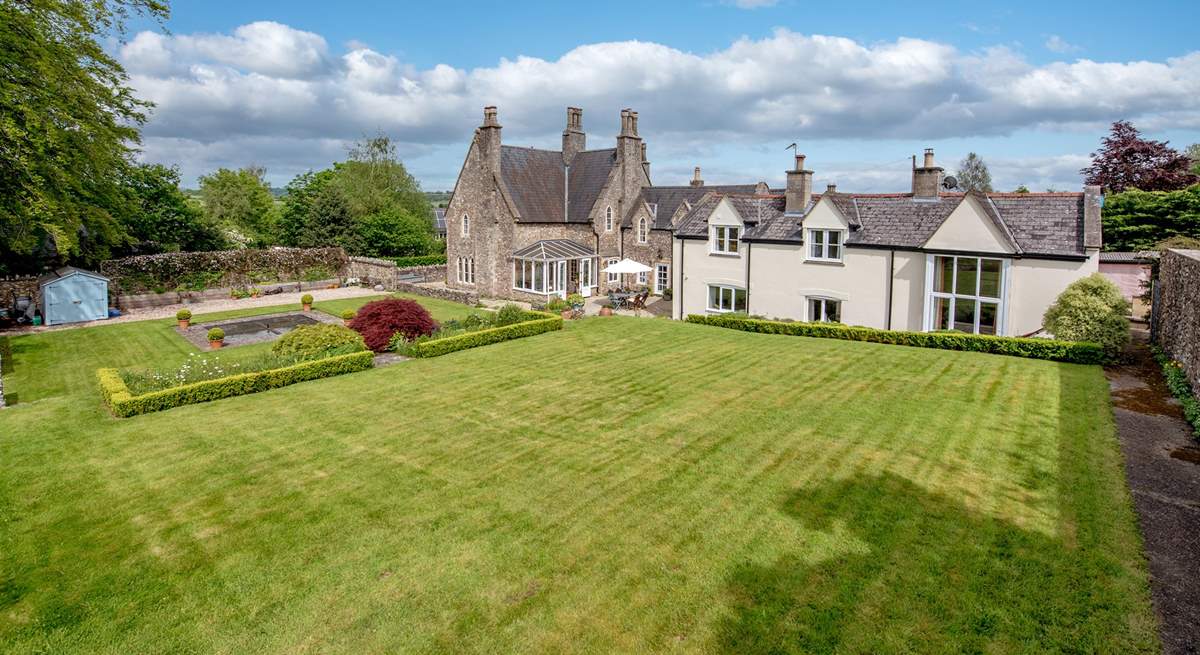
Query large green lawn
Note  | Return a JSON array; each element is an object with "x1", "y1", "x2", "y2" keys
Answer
[{"x1": 0, "y1": 312, "x2": 1157, "y2": 653}]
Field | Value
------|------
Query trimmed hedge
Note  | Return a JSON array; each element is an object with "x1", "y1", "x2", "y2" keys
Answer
[
  {"x1": 408, "y1": 311, "x2": 562, "y2": 358},
  {"x1": 393, "y1": 254, "x2": 447, "y2": 268},
  {"x1": 98, "y1": 350, "x2": 375, "y2": 417},
  {"x1": 685, "y1": 314, "x2": 1107, "y2": 364}
]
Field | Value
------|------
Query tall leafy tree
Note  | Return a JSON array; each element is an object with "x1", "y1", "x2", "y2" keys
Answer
[
  {"x1": 1081, "y1": 121, "x2": 1198, "y2": 192},
  {"x1": 1186, "y1": 143, "x2": 1200, "y2": 177},
  {"x1": 334, "y1": 134, "x2": 432, "y2": 223},
  {"x1": 119, "y1": 163, "x2": 225, "y2": 254},
  {"x1": 1100, "y1": 184, "x2": 1200, "y2": 251},
  {"x1": 0, "y1": 0, "x2": 169, "y2": 273},
  {"x1": 955, "y1": 152, "x2": 993, "y2": 193},
  {"x1": 198, "y1": 166, "x2": 276, "y2": 247}
]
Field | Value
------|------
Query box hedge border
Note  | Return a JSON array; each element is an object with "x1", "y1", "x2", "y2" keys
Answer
[
  {"x1": 392, "y1": 254, "x2": 447, "y2": 268},
  {"x1": 408, "y1": 311, "x2": 562, "y2": 358},
  {"x1": 98, "y1": 350, "x2": 375, "y2": 417},
  {"x1": 685, "y1": 314, "x2": 1107, "y2": 364}
]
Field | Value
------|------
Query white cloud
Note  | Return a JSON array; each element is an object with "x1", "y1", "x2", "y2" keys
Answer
[
  {"x1": 1044, "y1": 35, "x2": 1080, "y2": 54},
  {"x1": 120, "y1": 23, "x2": 1200, "y2": 188}
]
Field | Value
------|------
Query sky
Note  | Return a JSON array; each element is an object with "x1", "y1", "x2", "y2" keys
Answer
[{"x1": 119, "y1": 0, "x2": 1200, "y2": 194}]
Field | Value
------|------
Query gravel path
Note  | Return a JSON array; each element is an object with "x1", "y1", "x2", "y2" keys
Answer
[
  {"x1": 1107, "y1": 332, "x2": 1200, "y2": 655},
  {"x1": 0, "y1": 286, "x2": 381, "y2": 335}
]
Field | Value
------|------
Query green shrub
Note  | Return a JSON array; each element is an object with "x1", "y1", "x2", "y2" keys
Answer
[
  {"x1": 340, "y1": 309, "x2": 356, "y2": 321},
  {"x1": 98, "y1": 351, "x2": 375, "y2": 417},
  {"x1": 662, "y1": 288, "x2": 673, "y2": 301},
  {"x1": 461, "y1": 313, "x2": 491, "y2": 330},
  {"x1": 300, "y1": 293, "x2": 314, "y2": 305},
  {"x1": 1152, "y1": 347, "x2": 1200, "y2": 438},
  {"x1": 685, "y1": 314, "x2": 1106, "y2": 364},
  {"x1": 566, "y1": 293, "x2": 585, "y2": 308},
  {"x1": 545, "y1": 297, "x2": 570, "y2": 314},
  {"x1": 392, "y1": 254, "x2": 447, "y2": 268},
  {"x1": 408, "y1": 313, "x2": 562, "y2": 358},
  {"x1": 494, "y1": 304, "x2": 526, "y2": 327},
  {"x1": 176, "y1": 309, "x2": 192, "y2": 321},
  {"x1": 207, "y1": 327, "x2": 224, "y2": 342},
  {"x1": 301, "y1": 265, "x2": 335, "y2": 281},
  {"x1": 271, "y1": 324, "x2": 366, "y2": 360},
  {"x1": 1042, "y1": 273, "x2": 1130, "y2": 356}
]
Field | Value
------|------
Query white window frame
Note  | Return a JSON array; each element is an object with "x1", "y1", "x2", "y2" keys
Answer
[
  {"x1": 606, "y1": 257, "x2": 620, "y2": 284},
  {"x1": 637, "y1": 217, "x2": 648, "y2": 243},
  {"x1": 807, "y1": 297, "x2": 841, "y2": 323},
  {"x1": 605, "y1": 206, "x2": 613, "y2": 232},
  {"x1": 461, "y1": 214, "x2": 470, "y2": 237},
  {"x1": 637, "y1": 270, "x2": 647, "y2": 285},
  {"x1": 807, "y1": 229, "x2": 843, "y2": 262},
  {"x1": 710, "y1": 225, "x2": 740, "y2": 255},
  {"x1": 923, "y1": 254, "x2": 1009, "y2": 335},
  {"x1": 457, "y1": 257, "x2": 475, "y2": 285},
  {"x1": 654, "y1": 263, "x2": 669, "y2": 295},
  {"x1": 706, "y1": 284, "x2": 745, "y2": 313}
]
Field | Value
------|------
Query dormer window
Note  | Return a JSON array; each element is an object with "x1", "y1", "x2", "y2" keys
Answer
[
  {"x1": 462, "y1": 214, "x2": 470, "y2": 237},
  {"x1": 807, "y1": 229, "x2": 842, "y2": 261},
  {"x1": 711, "y1": 226, "x2": 739, "y2": 255},
  {"x1": 637, "y1": 217, "x2": 648, "y2": 243},
  {"x1": 605, "y1": 206, "x2": 613, "y2": 232}
]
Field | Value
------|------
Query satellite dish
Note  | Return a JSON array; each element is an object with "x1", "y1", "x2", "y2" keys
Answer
[{"x1": 942, "y1": 175, "x2": 958, "y2": 190}]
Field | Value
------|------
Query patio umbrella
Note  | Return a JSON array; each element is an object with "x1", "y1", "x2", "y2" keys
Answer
[{"x1": 601, "y1": 258, "x2": 652, "y2": 274}]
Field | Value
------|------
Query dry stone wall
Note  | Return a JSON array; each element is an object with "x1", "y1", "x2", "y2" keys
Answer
[
  {"x1": 0, "y1": 276, "x2": 40, "y2": 307},
  {"x1": 1156, "y1": 249, "x2": 1200, "y2": 388}
]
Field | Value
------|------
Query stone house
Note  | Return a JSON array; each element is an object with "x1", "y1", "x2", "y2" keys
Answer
[
  {"x1": 443, "y1": 106, "x2": 763, "y2": 303},
  {"x1": 672, "y1": 150, "x2": 1104, "y2": 337}
]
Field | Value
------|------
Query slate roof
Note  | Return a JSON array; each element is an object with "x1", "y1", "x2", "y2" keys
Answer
[
  {"x1": 676, "y1": 191, "x2": 1094, "y2": 258},
  {"x1": 1100, "y1": 251, "x2": 1158, "y2": 263},
  {"x1": 627, "y1": 185, "x2": 760, "y2": 230},
  {"x1": 512, "y1": 239, "x2": 596, "y2": 261},
  {"x1": 498, "y1": 145, "x2": 616, "y2": 224},
  {"x1": 433, "y1": 208, "x2": 447, "y2": 234}
]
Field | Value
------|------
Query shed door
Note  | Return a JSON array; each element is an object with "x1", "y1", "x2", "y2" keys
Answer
[
  {"x1": 83, "y1": 279, "x2": 107, "y2": 320},
  {"x1": 45, "y1": 283, "x2": 84, "y2": 325}
]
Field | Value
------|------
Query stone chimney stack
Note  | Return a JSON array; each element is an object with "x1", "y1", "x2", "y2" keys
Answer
[
  {"x1": 616, "y1": 108, "x2": 646, "y2": 204},
  {"x1": 477, "y1": 106, "x2": 502, "y2": 172},
  {"x1": 690, "y1": 167, "x2": 704, "y2": 187},
  {"x1": 640, "y1": 142, "x2": 650, "y2": 180},
  {"x1": 912, "y1": 148, "x2": 943, "y2": 199},
  {"x1": 825, "y1": 183, "x2": 837, "y2": 194},
  {"x1": 785, "y1": 153, "x2": 813, "y2": 214},
  {"x1": 562, "y1": 107, "x2": 585, "y2": 166},
  {"x1": 619, "y1": 108, "x2": 640, "y2": 137},
  {"x1": 1083, "y1": 185, "x2": 1102, "y2": 250}
]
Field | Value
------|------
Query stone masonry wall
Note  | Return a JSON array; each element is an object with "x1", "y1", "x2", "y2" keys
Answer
[
  {"x1": 0, "y1": 276, "x2": 40, "y2": 307},
  {"x1": 1156, "y1": 249, "x2": 1200, "y2": 389},
  {"x1": 346, "y1": 256, "x2": 444, "y2": 288}
]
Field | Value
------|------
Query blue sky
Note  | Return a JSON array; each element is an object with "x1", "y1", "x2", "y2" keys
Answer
[{"x1": 123, "y1": 0, "x2": 1200, "y2": 192}]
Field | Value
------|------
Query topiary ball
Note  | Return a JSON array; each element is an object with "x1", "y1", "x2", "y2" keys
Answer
[{"x1": 348, "y1": 298, "x2": 439, "y2": 352}]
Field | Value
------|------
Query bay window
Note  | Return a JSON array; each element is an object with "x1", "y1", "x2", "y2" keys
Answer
[
  {"x1": 928, "y1": 255, "x2": 1005, "y2": 335},
  {"x1": 707, "y1": 285, "x2": 746, "y2": 313}
]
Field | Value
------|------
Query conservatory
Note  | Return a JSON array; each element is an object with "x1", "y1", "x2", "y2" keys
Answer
[{"x1": 511, "y1": 239, "x2": 597, "y2": 298}]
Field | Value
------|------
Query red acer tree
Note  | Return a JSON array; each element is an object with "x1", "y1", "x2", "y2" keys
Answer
[
  {"x1": 1081, "y1": 121, "x2": 1198, "y2": 192},
  {"x1": 348, "y1": 298, "x2": 438, "y2": 351}
]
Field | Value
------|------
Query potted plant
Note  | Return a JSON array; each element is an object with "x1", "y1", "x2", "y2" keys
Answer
[
  {"x1": 176, "y1": 309, "x2": 192, "y2": 329},
  {"x1": 301, "y1": 293, "x2": 314, "y2": 311},
  {"x1": 599, "y1": 306, "x2": 613, "y2": 317},
  {"x1": 207, "y1": 327, "x2": 225, "y2": 349},
  {"x1": 341, "y1": 309, "x2": 356, "y2": 326},
  {"x1": 566, "y1": 293, "x2": 585, "y2": 318}
]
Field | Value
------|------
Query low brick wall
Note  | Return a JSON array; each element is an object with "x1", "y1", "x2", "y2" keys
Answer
[{"x1": 1155, "y1": 249, "x2": 1200, "y2": 388}]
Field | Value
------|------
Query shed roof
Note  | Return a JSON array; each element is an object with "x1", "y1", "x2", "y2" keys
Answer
[{"x1": 38, "y1": 266, "x2": 108, "y2": 286}]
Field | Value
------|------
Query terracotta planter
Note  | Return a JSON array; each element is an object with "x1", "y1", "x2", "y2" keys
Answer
[
  {"x1": 209, "y1": 339, "x2": 223, "y2": 350},
  {"x1": 302, "y1": 303, "x2": 312, "y2": 312},
  {"x1": 343, "y1": 319, "x2": 352, "y2": 326},
  {"x1": 599, "y1": 307, "x2": 614, "y2": 317},
  {"x1": 561, "y1": 309, "x2": 573, "y2": 320},
  {"x1": 178, "y1": 319, "x2": 190, "y2": 329}
]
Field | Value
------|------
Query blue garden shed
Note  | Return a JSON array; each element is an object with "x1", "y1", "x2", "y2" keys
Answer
[{"x1": 39, "y1": 267, "x2": 110, "y2": 325}]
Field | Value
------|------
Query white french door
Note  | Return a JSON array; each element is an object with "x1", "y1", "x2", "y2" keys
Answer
[{"x1": 579, "y1": 258, "x2": 593, "y2": 297}]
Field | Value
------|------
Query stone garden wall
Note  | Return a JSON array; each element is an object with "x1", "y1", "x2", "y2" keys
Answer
[
  {"x1": 0, "y1": 275, "x2": 39, "y2": 307},
  {"x1": 101, "y1": 247, "x2": 350, "y2": 296},
  {"x1": 346, "y1": 256, "x2": 474, "y2": 304},
  {"x1": 1155, "y1": 249, "x2": 1200, "y2": 388}
]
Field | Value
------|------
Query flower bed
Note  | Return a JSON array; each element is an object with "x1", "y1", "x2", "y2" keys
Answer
[
  {"x1": 393, "y1": 309, "x2": 562, "y2": 358},
  {"x1": 1152, "y1": 346, "x2": 1200, "y2": 438},
  {"x1": 685, "y1": 314, "x2": 1107, "y2": 364},
  {"x1": 98, "y1": 350, "x2": 374, "y2": 417}
]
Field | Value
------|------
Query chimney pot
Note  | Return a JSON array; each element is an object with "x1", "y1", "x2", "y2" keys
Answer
[
  {"x1": 482, "y1": 106, "x2": 499, "y2": 127},
  {"x1": 794, "y1": 154, "x2": 807, "y2": 171},
  {"x1": 562, "y1": 105, "x2": 586, "y2": 164},
  {"x1": 923, "y1": 148, "x2": 935, "y2": 168},
  {"x1": 826, "y1": 183, "x2": 837, "y2": 193}
]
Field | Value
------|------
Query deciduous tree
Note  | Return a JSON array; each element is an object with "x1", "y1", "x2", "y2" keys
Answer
[
  {"x1": 955, "y1": 153, "x2": 993, "y2": 193},
  {"x1": 198, "y1": 167, "x2": 276, "y2": 247},
  {"x1": 1081, "y1": 121, "x2": 1198, "y2": 192}
]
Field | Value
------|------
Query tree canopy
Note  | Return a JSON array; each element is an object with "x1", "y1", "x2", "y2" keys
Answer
[
  {"x1": 0, "y1": 0, "x2": 169, "y2": 273},
  {"x1": 198, "y1": 167, "x2": 277, "y2": 248},
  {"x1": 1081, "y1": 121, "x2": 1198, "y2": 192},
  {"x1": 1100, "y1": 184, "x2": 1200, "y2": 252},
  {"x1": 955, "y1": 153, "x2": 993, "y2": 193}
]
